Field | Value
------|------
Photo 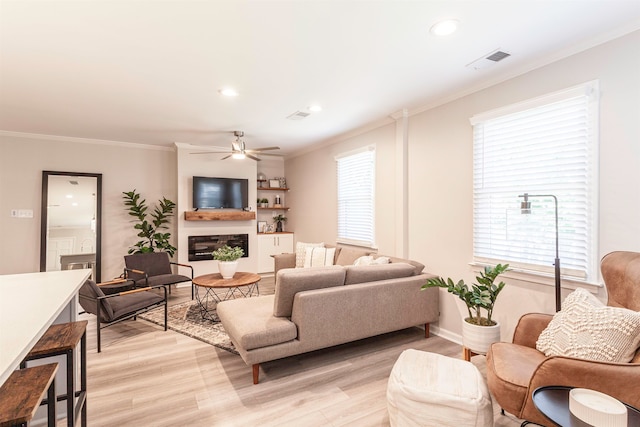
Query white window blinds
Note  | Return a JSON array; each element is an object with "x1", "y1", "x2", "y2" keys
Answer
[
  {"x1": 471, "y1": 81, "x2": 599, "y2": 281},
  {"x1": 336, "y1": 146, "x2": 375, "y2": 247}
]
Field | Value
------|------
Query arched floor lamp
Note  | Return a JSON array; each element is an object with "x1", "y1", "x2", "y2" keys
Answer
[{"x1": 519, "y1": 193, "x2": 561, "y2": 312}]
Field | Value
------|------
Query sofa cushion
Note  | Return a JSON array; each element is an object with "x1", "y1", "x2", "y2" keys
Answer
[
  {"x1": 303, "y1": 247, "x2": 336, "y2": 268},
  {"x1": 217, "y1": 295, "x2": 297, "y2": 351},
  {"x1": 376, "y1": 255, "x2": 425, "y2": 275},
  {"x1": 295, "y1": 241, "x2": 324, "y2": 268},
  {"x1": 536, "y1": 287, "x2": 640, "y2": 362},
  {"x1": 109, "y1": 291, "x2": 165, "y2": 321},
  {"x1": 274, "y1": 265, "x2": 346, "y2": 317},
  {"x1": 335, "y1": 246, "x2": 373, "y2": 266},
  {"x1": 344, "y1": 263, "x2": 416, "y2": 285}
]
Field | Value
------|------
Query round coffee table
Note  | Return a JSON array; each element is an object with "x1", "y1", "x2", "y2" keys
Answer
[
  {"x1": 192, "y1": 272, "x2": 261, "y2": 322},
  {"x1": 532, "y1": 386, "x2": 640, "y2": 426}
]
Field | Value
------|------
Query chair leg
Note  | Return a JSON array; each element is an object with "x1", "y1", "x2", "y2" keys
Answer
[
  {"x1": 47, "y1": 375, "x2": 56, "y2": 427},
  {"x1": 97, "y1": 300, "x2": 102, "y2": 353},
  {"x1": 424, "y1": 323, "x2": 430, "y2": 338}
]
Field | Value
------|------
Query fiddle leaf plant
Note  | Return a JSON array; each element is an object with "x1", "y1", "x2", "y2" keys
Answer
[
  {"x1": 122, "y1": 190, "x2": 177, "y2": 256},
  {"x1": 422, "y1": 264, "x2": 509, "y2": 326}
]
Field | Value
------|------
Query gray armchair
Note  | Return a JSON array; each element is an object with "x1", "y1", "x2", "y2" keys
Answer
[
  {"x1": 78, "y1": 279, "x2": 167, "y2": 352},
  {"x1": 124, "y1": 252, "x2": 194, "y2": 298}
]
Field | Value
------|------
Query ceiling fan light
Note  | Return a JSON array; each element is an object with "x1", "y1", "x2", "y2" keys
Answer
[{"x1": 232, "y1": 152, "x2": 246, "y2": 160}]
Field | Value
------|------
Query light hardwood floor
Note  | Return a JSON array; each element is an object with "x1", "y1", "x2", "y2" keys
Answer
[{"x1": 80, "y1": 276, "x2": 524, "y2": 426}]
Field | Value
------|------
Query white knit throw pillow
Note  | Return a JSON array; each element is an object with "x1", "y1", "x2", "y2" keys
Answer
[
  {"x1": 295, "y1": 242, "x2": 324, "y2": 268},
  {"x1": 303, "y1": 247, "x2": 336, "y2": 268},
  {"x1": 536, "y1": 288, "x2": 640, "y2": 362}
]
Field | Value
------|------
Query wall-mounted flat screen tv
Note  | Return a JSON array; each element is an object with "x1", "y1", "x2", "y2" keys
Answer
[{"x1": 192, "y1": 176, "x2": 249, "y2": 210}]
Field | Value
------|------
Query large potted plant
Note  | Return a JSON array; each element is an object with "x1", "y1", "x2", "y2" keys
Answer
[
  {"x1": 212, "y1": 245, "x2": 244, "y2": 279},
  {"x1": 122, "y1": 190, "x2": 177, "y2": 256},
  {"x1": 422, "y1": 263, "x2": 509, "y2": 354}
]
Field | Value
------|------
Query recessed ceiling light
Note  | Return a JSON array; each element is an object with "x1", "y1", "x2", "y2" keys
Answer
[
  {"x1": 309, "y1": 105, "x2": 322, "y2": 112},
  {"x1": 66, "y1": 194, "x2": 73, "y2": 199},
  {"x1": 219, "y1": 88, "x2": 239, "y2": 97},
  {"x1": 430, "y1": 19, "x2": 458, "y2": 36}
]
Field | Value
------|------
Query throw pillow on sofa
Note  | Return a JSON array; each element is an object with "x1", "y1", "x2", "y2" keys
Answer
[
  {"x1": 353, "y1": 255, "x2": 390, "y2": 266},
  {"x1": 295, "y1": 242, "x2": 324, "y2": 268},
  {"x1": 303, "y1": 247, "x2": 336, "y2": 267},
  {"x1": 536, "y1": 287, "x2": 640, "y2": 362}
]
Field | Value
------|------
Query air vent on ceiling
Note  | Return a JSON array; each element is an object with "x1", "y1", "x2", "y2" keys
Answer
[
  {"x1": 69, "y1": 180, "x2": 79, "y2": 185},
  {"x1": 466, "y1": 49, "x2": 511, "y2": 70},
  {"x1": 286, "y1": 111, "x2": 311, "y2": 120}
]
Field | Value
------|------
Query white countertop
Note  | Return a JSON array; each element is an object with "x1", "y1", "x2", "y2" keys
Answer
[{"x1": 0, "y1": 269, "x2": 90, "y2": 386}]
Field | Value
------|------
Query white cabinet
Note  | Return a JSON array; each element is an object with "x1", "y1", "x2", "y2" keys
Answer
[{"x1": 257, "y1": 233, "x2": 294, "y2": 273}]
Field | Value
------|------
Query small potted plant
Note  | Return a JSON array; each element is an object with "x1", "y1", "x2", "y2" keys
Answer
[
  {"x1": 272, "y1": 214, "x2": 287, "y2": 232},
  {"x1": 212, "y1": 245, "x2": 244, "y2": 279},
  {"x1": 260, "y1": 198, "x2": 269, "y2": 208},
  {"x1": 422, "y1": 263, "x2": 509, "y2": 354}
]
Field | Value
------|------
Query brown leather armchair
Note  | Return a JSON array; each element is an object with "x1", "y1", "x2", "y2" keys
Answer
[{"x1": 486, "y1": 251, "x2": 640, "y2": 426}]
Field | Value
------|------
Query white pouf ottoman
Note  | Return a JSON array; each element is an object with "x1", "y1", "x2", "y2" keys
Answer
[{"x1": 387, "y1": 349, "x2": 493, "y2": 427}]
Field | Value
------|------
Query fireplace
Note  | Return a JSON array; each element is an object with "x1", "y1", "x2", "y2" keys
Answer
[{"x1": 188, "y1": 234, "x2": 249, "y2": 262}]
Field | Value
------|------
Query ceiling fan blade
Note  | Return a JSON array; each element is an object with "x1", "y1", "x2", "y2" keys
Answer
[
  {"x1": 246, "y1": 154, "x2": 261, "y2": 161},
  {"x1": 190, "y1": 151, "x2": 231, "y2": 155},
  {"x1": 249, "y1": 146, "x2": 280, "y2": 152},
  {"x1": 220, "y1": 154, "x2": 232, "y2": 160},
  {"x1": 251, "y1": 152, "x2": 284, "y2": 157}
]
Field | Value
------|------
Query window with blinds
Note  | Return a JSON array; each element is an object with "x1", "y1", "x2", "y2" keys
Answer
[
  {"x1": 471, "y1": 81, "x2": 599, "y2": 281},
  {"x1": 336, "y1": 146, "x2": 375, "y2": 247}
]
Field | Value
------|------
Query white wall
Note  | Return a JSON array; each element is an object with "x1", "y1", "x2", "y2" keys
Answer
[
  {"x1": 285, "y1": 30, "x2": 640, "y2": 343},
  {"x1": 286, "y1": 123, "x2": 397, "y2": 252},
  {"x1": 0, "y1": 134, "x2": 176, "y2": 279},
  {"x1": 176, "y1": 144, "x2": 256, "y2": 277}
]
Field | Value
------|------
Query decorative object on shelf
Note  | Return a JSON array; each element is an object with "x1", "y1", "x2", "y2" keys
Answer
[
  {"x1": 257, "y1": 221, "x2": 267, "y2": 233},
  {"x1": 277, "y1": 177, "x2": 287, "y2": 188},
  {"x1": 422, "y1": 263, "x2": 509, "y2": 354},
  {"x1": 273, "y1": 214, "x2": 287, "y2": 232},
  {"x1": 212, "y1": 245, "x2": 244, "y2": 279},
  {"x1": 519, "y1": 192, "x2": 562, "y2": 312},
  {"x1": 259, "y1": 198, "x2": 269, "y2": 208},
  {"x1": 274, "y1": 194, "x2": 282, "y2": 207},
  {"x1": 122, "y1": 189, "x2": 177, "y2": 256},
  {"x1": 257, "y1": 172, "x2": 267, "y2": 187},
  {"x1": 269, "y1": 179, "x2": 281, "y2": 188}
]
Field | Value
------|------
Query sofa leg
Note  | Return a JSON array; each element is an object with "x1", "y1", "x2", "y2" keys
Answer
[
  {"x1": 252, "y1": 364, "x2": 260, "y2": 384},
  {"x1": 424, "y1": 323, "x2": 430, "y2": 338}
]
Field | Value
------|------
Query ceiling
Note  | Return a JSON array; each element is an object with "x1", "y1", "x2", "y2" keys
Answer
[{"x1": 1, "y1": 1, "x2": 639, "y2": 156}]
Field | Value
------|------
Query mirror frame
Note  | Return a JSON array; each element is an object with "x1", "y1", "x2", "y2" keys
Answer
[{"x1": 40, "y1": 171, "x2": 102, "y2": 282}]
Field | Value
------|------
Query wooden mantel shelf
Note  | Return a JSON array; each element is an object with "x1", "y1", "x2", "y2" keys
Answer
[{"x1": 184, "y1": 210, "x2": 256, "y2": 221}]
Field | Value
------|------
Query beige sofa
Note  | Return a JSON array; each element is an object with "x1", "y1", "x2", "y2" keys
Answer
[{"x1": 217, "y1": 245, "x2": 439, "y2": 384}]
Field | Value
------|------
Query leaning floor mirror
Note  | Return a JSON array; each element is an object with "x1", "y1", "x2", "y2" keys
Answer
[{"x1": 40, "y1": 171, "x2": 102, "y2": 282}]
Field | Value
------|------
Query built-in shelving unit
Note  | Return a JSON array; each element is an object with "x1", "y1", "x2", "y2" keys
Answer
[{"x1": 257, "y1": 186, "x2": 289, "y2": 210}]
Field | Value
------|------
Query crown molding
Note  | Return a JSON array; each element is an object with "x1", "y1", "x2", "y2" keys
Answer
[{"x1": 0, "y1": 130, "x2": 173, "y2": 151}]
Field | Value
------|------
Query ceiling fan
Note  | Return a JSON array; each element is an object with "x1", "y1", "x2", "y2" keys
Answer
[{"x1": 191, "y1": 131, "x2": 282, "y2": 161}]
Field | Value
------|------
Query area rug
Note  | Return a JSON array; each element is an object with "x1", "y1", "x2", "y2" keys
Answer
[{"x1": 139, "y1": 301, "x2": 238, "y2": 354}]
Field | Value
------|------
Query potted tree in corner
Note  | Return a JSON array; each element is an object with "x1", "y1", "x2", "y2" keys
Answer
[
  {"x1": 212, "y1": 245, "x2": 244, "y2": 279},
  {"x1": 422, "y1": 264, "x2": 509, "y2": 355}
]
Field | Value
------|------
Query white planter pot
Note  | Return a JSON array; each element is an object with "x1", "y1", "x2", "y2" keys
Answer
[
  {"x1": 462, "y1": 319, "x2": 501, "y2": 355},
  {"x1": 218, "y1": 261, "x2": 238, "y2": 279}
]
